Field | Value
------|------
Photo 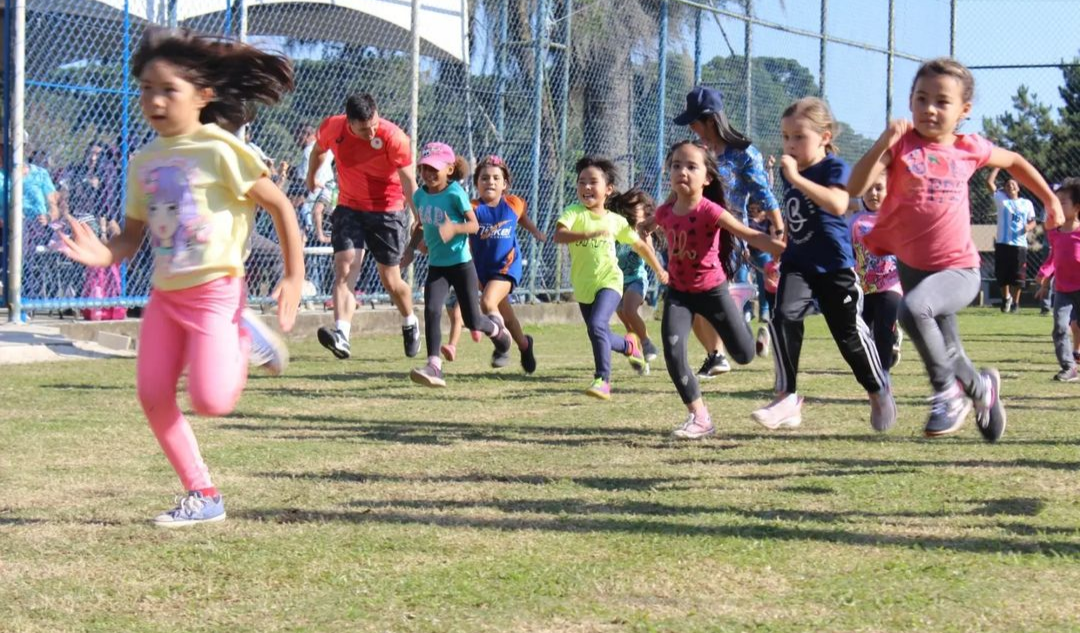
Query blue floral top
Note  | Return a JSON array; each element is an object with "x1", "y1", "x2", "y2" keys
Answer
[{"x1": 716, "y1": 144, "x2": 778, "y2": 221}]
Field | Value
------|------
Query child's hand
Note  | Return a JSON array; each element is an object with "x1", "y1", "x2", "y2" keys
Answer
[
  {"x1": 532, "y1": 230, "x2": 548, "y2": 243},
  {"x1": 272, "y1": 275, "x2": 303, "y2": 333},
  {"x1": 881, "y1": 119, "x2": 913, "y2": 148},
  {"x1": 438, "y1": 213, "x2": 457, "y2": 243},
  {"x1": 655, "y1": 269, "x2": 669, "y2": 286},
  {"x1": 58, "y1": 217, "x2": 113, "y2": 268},
  {"x1": 400, "y1": 248, "x2": 415, "y2": 269},
  {"x1": 779, "y1": 155, "x2": 799, "y2": 181},
  {"x1": 1034, "y1": 285, "x2": 1048, "y2": 301},
  {"x1": 588, "y1": 229, "x2": 610, "y2": 239}
]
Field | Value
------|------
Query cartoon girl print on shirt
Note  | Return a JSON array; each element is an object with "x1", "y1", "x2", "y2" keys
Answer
[{"x1": 141, "y1": 160, "x2": 211, "y2": 274}]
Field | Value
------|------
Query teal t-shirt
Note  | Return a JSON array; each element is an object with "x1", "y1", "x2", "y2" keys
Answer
[{"x1": 414, "y1": 181, "x2": 473, "y2": 267}]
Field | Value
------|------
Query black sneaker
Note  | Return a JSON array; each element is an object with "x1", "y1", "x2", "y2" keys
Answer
[
  {"x1": 696, "y1": 352, "x2": 731, "y2": 379},
  {"x1": 974, "y1": 368, "x2": 1006, "y2": 442},
  {"x1": 520, "y1": 335, "x2": 537, "y2": 374},
  {"x1": 317, "y1": 326, "x2": 351, "y2": 359},
  {"x1": 402, "y1": 322, "x2": 421, "y2": 358},
  {"x1": 491, "y1": 348, "x2": 511, "y2": 368},
  {"x1": 924, "y1": 384, "x2": 972, "y2": 438}
]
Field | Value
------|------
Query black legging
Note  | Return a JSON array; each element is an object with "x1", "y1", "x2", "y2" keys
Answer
[
  {"x1": 662, "y1": 282, "x2": 756, "y2": 404},
  {"x1": 424, "y1": 262, "x2": 496, "y2": 357},
  {"x1": 861, "y1": 291, "x2": 901, "y2": 370}
]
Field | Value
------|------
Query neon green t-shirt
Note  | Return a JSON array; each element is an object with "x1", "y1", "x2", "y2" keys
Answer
[{"x1": 556, "y1": 204, "x2": 639, "y2": 303}]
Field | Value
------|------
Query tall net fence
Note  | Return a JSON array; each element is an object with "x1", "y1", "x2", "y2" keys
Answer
[{"x1": 4, "y1": 0, "x2": 1078, "y2": 317}]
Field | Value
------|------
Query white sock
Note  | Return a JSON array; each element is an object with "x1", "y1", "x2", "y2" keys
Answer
[
  {"x1": 336, "y1": 320, "x2": 351, "y2": 339},
  {"x1": 403, "y1": 313, "x2": 418, "y2": 328}
]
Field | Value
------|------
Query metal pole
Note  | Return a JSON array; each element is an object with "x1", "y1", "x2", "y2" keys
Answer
[
  {"x1": 7, "y1": 0, "x2": 25, "y2": 321},
  {"x1": 527, "y1": 0, "x2": 547, "y2": 302},
  {"x1": 949, "y1": 0, "x2": 957, "y2": 57},
  {"x1": 168, "y1": 0, "x2": 177, "y2": 27},
  {"x1": 886, "y1": 0, "x2": 895, "y2": 123},
  {"x1": 237, "y1": 0, "x2": 247, "y2": 42},
  {"x1": 409, "y1": 0, "x2": 421, "y2": 156},
  {"x1": 119, "y1": 0, "x2": 132, "y2": 299},
  {"x1": 743, "y1": 0, "x2": 752, "y2": 136},
  {"x1": 656, "y1": 0, "x2": 669, "y2": 201},
  {"x1": 554, "y1": 0, "x2": 571, "y2": 299},
  {"x1": 495, "y1": 0, "x2": 508, "y2": 154},
  {"x1": 693, "y1": 7, "x2": 702, "y2": 85},
  {"x1": 2, "y1": 0, "x2": 11, "y2": 310},
  {"x1": 461, "y1": 0, "x2": 475, "y2": 173},
  {"x1": 819, "y1": 0, "x2": 827, "y2": 97}
]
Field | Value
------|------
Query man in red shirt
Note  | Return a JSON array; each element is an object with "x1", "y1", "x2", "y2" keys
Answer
[{"x1": 305, "y1": 93, "x2": 421, "y2": 359}]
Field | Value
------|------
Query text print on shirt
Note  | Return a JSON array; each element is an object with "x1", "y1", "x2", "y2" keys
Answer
[
  {"x1": 478, "y1": 219, "x2": 513, "y2": 240},
  {"x1": 903, "y1": 148, "x2": 965, "y2": 204},
  {"x1": 666, "y1": 228, "x2": 698, "y2": 261},
  {"x1": 418, "y1": 202, "x2": 447, "y2": 225}
]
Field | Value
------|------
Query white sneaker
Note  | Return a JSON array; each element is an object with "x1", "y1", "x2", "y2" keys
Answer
[
  {"x1": 672, "y1": 411, "x2": 716, "y2": 439},
  {"x1": 756, "y1": 326, "x2": 771, "y2": 359},
  {"x1": 241, "y1": 309, "x2": 288, "y2": 375},
  {"x1": 751, "y1": 393, "x2": 803, "y2": 430}
]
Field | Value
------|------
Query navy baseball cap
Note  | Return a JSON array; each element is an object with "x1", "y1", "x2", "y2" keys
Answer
[{"x1": 673, "y1": 86, "x2": 724, "y2": 125}]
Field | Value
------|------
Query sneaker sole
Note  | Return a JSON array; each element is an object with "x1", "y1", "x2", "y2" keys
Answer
[
  {"x1": 672, "y1": 427, "x2": 716, "y2": 439},
  {"x1": 491, "y1": 353, "x2": 511, "y2": 368},
  {"x1": 317, "y1": 328, "x2": 350, "y2": 360},
  {"x1": 1053, "y1": 375, "x2": 1080, "y2": 383},
  {"x1": 752, "y1": 414, "x2": 802, "y2": 431},
  {"x1": 153, "y1": 512, "x2": 227, "y2": 528},
  {"x1": 584, "y1": 389, "x2": 611, "y2": 401},
  {"x1": 708, "y1": 366, "x2": 732, "y2": 376},
  {"x1": 440, "y1": 345, "x2": 456, "y2": 362},
  {"x1": 924, "y1": 400, "x2": 973, "y2": 438},
  {"x1": 409, "y1": 369, "x2": 446, "y2": 388},
  {"x1": 244, "y1": 314, "x2": 289, "y2": 375},
  {"x1": 521, "y1": 336, "x2": 537, "y2": 375},
  {"x1": 978, "y1": 369, "x2": 1006, "y2": 442}
]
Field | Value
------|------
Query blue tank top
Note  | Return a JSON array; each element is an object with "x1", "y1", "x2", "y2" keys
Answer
[
  {"x1": 470, "y1": 195, "x2": 524, "y2": 284},
  {"x1": 617, "y1": 242, "x2": 646, "y2": 284}
]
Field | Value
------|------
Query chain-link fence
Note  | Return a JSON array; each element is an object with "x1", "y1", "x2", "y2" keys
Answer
[{"x1": 4, "y1": 0, "x2": 1078, "y2": 319}]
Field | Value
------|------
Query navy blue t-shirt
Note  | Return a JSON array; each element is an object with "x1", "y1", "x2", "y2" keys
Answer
[{"x1": 780, "y1": 154, "x2": 855, "y2": 274}]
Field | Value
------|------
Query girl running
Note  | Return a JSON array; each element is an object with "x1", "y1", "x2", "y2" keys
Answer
[
  {"x1": 1035, "y1": 178, "x2": 1080, "y2": 383},
  {"x1": 655, "y1": 141, "x2": 785, "y2": 439},
  {"x1": 612, "y1": 188, "x2": 661, "y2": 370},
  {"x1": 752, "y1": 97, "x2": 896, "y2": 433},
  {"x1": 406, "y1": 142, "x2": 512, "y2": 387},
  {"x1": 469, "y1": 155, "x2": 546, "y2": 373},
  {"x1": 849, "y1": 172, "x2": 903, "y2": 369},
  {"x1": 554, "y1": 156, "x2": 667, "y2": 400},
  {"x1": 849, "y1": 57, "x2": 1063, "y2": 440},
  {"x1": 59, "y1": 27, "x2": 304, "y2": 527}
]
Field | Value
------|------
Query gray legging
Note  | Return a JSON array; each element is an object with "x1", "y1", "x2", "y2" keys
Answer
[
  {"x1": 897, "y1": 264, "x2": 986, "y2": 401},
  {"x1": 1051, "y1": 289, "x2": 1080, "y2": 370}
]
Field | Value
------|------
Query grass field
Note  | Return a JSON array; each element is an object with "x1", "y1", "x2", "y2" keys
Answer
[{"x1": 2, "y1": 308, "x2": 1079, "y2": 632}]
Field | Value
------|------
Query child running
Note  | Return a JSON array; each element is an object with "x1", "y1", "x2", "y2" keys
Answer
[
  {"x1": 554, "y1": 156, "x2": 667, "y2": 399},
  {"x1": 753, "y1": 97, "x2": 896, "y2": 432},
  {"x1": 849, "y1": 172, "x2": 903, "y2": 369},
  {"x1": 612, "y1": 188, "x2": 661, "y2": 371},
  {"x1": 58, "y1": 27, "x2": 303, "y2": 527},
  {"x1": 1035, "y1": 178, "x2": 1080, "y2": 383},
  {"x1": 849, "y1": 57, "x2": 1063, "y2": 440},
  {"x1": 654, "y1": 141, "x2": 785, "y2": 439},
  {"x1": 469, "y1": 155, "x2": 547, "y2": 373},
  {"x1": 406, "y1": 142, "x2": 512, "y2": 387}
]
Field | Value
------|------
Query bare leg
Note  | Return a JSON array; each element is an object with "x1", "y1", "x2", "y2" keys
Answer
[
  {"x1": 617, "y1": 289, "x2": 650, "y2": 343},
  {"x1": 377, "y1": 263, "x2": 414, "y2": 318},
  {"x1": 692, "y1": 314, "x2": 725, "y2": 355},
  {"x1": 448, "y1": 303, "x2": 463, "y2": 348},
  {"x1": 332, "y1": 248, "x2": 365, "y2": 325}
]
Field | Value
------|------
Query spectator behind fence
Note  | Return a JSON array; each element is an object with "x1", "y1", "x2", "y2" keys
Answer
[
  {"x1": 293, "y1": 123, "x2": 336, "y2": 296},
  {"x1": 0, "y1": 135, "x2": 60, "y2": 300},
  {"x1": 65, "y1": 141, "x2": 121, "y2": 238},
  {"x1": 987, "y1": 167, "x2": 1037, "y2": 313}
]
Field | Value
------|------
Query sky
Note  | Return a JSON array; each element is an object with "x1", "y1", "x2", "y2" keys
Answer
[{"x1": 666, "y1": 0, "x2": 1079, "y2": 139}]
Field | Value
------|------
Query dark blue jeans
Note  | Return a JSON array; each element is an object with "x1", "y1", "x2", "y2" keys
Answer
[{"x1": 578, "y1": 288, "x2": 627, "y2": 381}]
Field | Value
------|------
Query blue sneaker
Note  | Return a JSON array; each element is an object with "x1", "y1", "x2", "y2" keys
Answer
[
  {"x1": 242, "y1": 309, "x2": 289, "y2": 375},
  {"x1": 153, "y1": 491, "x2": 226, "y2": 528}
]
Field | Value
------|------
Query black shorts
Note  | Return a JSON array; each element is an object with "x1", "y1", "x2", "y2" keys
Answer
[
  {"x1": 478, "y1": 272, "x2": 517, "y2": 292},
  {"x1": 994, "y1": 242, "x2": 1027, "y2": 286},
  {"x1": 330, "y1": 206, "x2": 409, "y2": 266}
]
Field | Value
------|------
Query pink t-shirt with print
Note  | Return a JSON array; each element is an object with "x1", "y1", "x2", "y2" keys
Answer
[
  {"x1": 655, "y1": 197, "x2": 727, "y2": 293},
  {"x1": 850, "y1": 211, "x2": 902, "y2": 295},
  {"x1": 865, "y1": 130, "x2": 994, "y2": 271}
]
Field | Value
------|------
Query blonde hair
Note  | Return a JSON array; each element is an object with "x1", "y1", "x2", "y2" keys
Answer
[
  {"x1": 781, "y1": 97, "x2": 839, "y2": 155},
  {"x1": 912, "y1": 57, "x2": 975, "y2": 102}
]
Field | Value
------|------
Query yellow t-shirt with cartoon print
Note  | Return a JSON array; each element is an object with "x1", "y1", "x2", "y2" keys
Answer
[{"x1": 125, "y1": 123, "x2": 268, "y2": 291}]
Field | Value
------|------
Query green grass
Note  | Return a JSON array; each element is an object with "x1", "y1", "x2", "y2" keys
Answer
[{"x1": 2, "y1": 308, "x2": 1080, "y2": 632}]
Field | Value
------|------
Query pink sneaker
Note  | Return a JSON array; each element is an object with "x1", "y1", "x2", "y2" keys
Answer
[
  {"x1": 624, "y1": 333, "x2": 646, "y2": 374},
  {"x1": 584, "y1": 378, "x2": 611, "y2": 400},
  {"x1": 672, "y1": 411, "x2": 715, "y2": 439},
  {"x1": 751, "y1": 393, "x2": 803, "y2": 430},
  {"x1": 410, "y1": 362, "x2": 446, "y2": 388},
  {"x1": 440, "y1": 344, "x2": 457, "y2": 362}
]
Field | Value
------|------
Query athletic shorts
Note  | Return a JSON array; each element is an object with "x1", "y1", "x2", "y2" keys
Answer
[
  {"x1": 994, "y1": 242, "x2": 1027, "y2": 286},
  {"x1": 622, "y1": 278, "x2": 647, "y2": 299},
  {"x1": 478, "y1": 271, "x2": 517, "y2": 292},
  {"x1": 330, "y1": 206, "x2": 409, "y2": 266}
]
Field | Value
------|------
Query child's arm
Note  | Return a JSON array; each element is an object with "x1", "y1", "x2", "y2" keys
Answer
[
  {"x1": 519, "y1": 212, "x2": 547, "y2": 242},
  {"x1": 400, "y1": 224, "x2": 424, "y2": 269},
  {"x1": 717, "y1": 213, "x2": 786, "y2": 257},
  {"x1": 848, "y1": 119, "x2": 911, "y2": 196},
  {"x1": 554, "y1": 223, "x2": 607, "y2": 244},
  {"x1": 60, "y1": 217, "x2": 146, "y2": 268},
  {"x1": 438, "y1": 209, "x2": 480, "y2": 243},
  {"x1": 779, "y1": 155, "x2": 849, "y2": 216},
  {"x1": 985, "y1": 148, "x2": 1064, "y2": 229},
  {"x1": 630, "y1": 237, "x2": 668, "y2": 286},
  {"x1": 247, "y1": 176, "x2": 306, "y2": 332},
  {"x1": 986, "y1": 167, "x2": 1001, "y2": 193}
]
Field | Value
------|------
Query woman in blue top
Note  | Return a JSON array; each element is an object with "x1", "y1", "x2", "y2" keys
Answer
[
  {"x1": 674, "y1": 86, "x2": 784, "y2": 378},
  {"x1": 404, "y1": 142, "x2": 512, "y2": 387},
  {"x1": 469, "y1": 155, "x2": 547, "y2": 373}
]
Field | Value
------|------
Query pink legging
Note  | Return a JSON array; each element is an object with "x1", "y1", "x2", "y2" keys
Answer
[{"x1": 136, "y1": 276, "x2": 249, "y2": 492}]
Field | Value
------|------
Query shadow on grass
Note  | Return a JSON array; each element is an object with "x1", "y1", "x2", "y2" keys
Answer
[
  {"x1": 236, "y1": 499, "x2": 1080, "y2": 557},
  {"x1": 667, "y1": 455, "x2": 1080, "y2": 472},
  {"x1": 259, "y1": 470, "x2": 692, "y2": 491}
]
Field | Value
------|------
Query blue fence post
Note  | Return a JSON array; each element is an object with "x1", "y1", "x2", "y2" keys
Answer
[
  {"x1": 2, "y1": 0, "x2": 10, "y2": 312},
  {"x1": 119, "y1": 0, "x2": 132, "y2": 301},
  {"x1": 693, "y1": 5, "x2": 702, "y2": 86},
  {"x1": 495, "y1": 0, "x2": 508, "y2": 154},
  {"x1": 655, "y1": 0, "x2": 669, "y2": 202}
]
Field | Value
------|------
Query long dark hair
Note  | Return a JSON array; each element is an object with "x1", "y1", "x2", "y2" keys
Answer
[
  {"x1": 132, "y1": 27, "x2": 295, "y2": 132},
  {"x1": 665, "y1": 140, "x2": 738, "y2": 277},
  {"x1": 699, "y1": 111, "x2": 752, "y2": 151}
]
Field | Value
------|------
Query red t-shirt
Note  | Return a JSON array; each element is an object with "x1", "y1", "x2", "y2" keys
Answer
[
  {"x1": 316, "y1": 115, "x2": 412, "y2": 212},
  {"x1": 655, "y1": 197, "x2": 728, "y2": 293}
]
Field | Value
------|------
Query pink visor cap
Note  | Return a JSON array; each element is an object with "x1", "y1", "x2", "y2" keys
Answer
[{"x1": 418, "y1": 142, "x2": 456, "y2": 170}]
